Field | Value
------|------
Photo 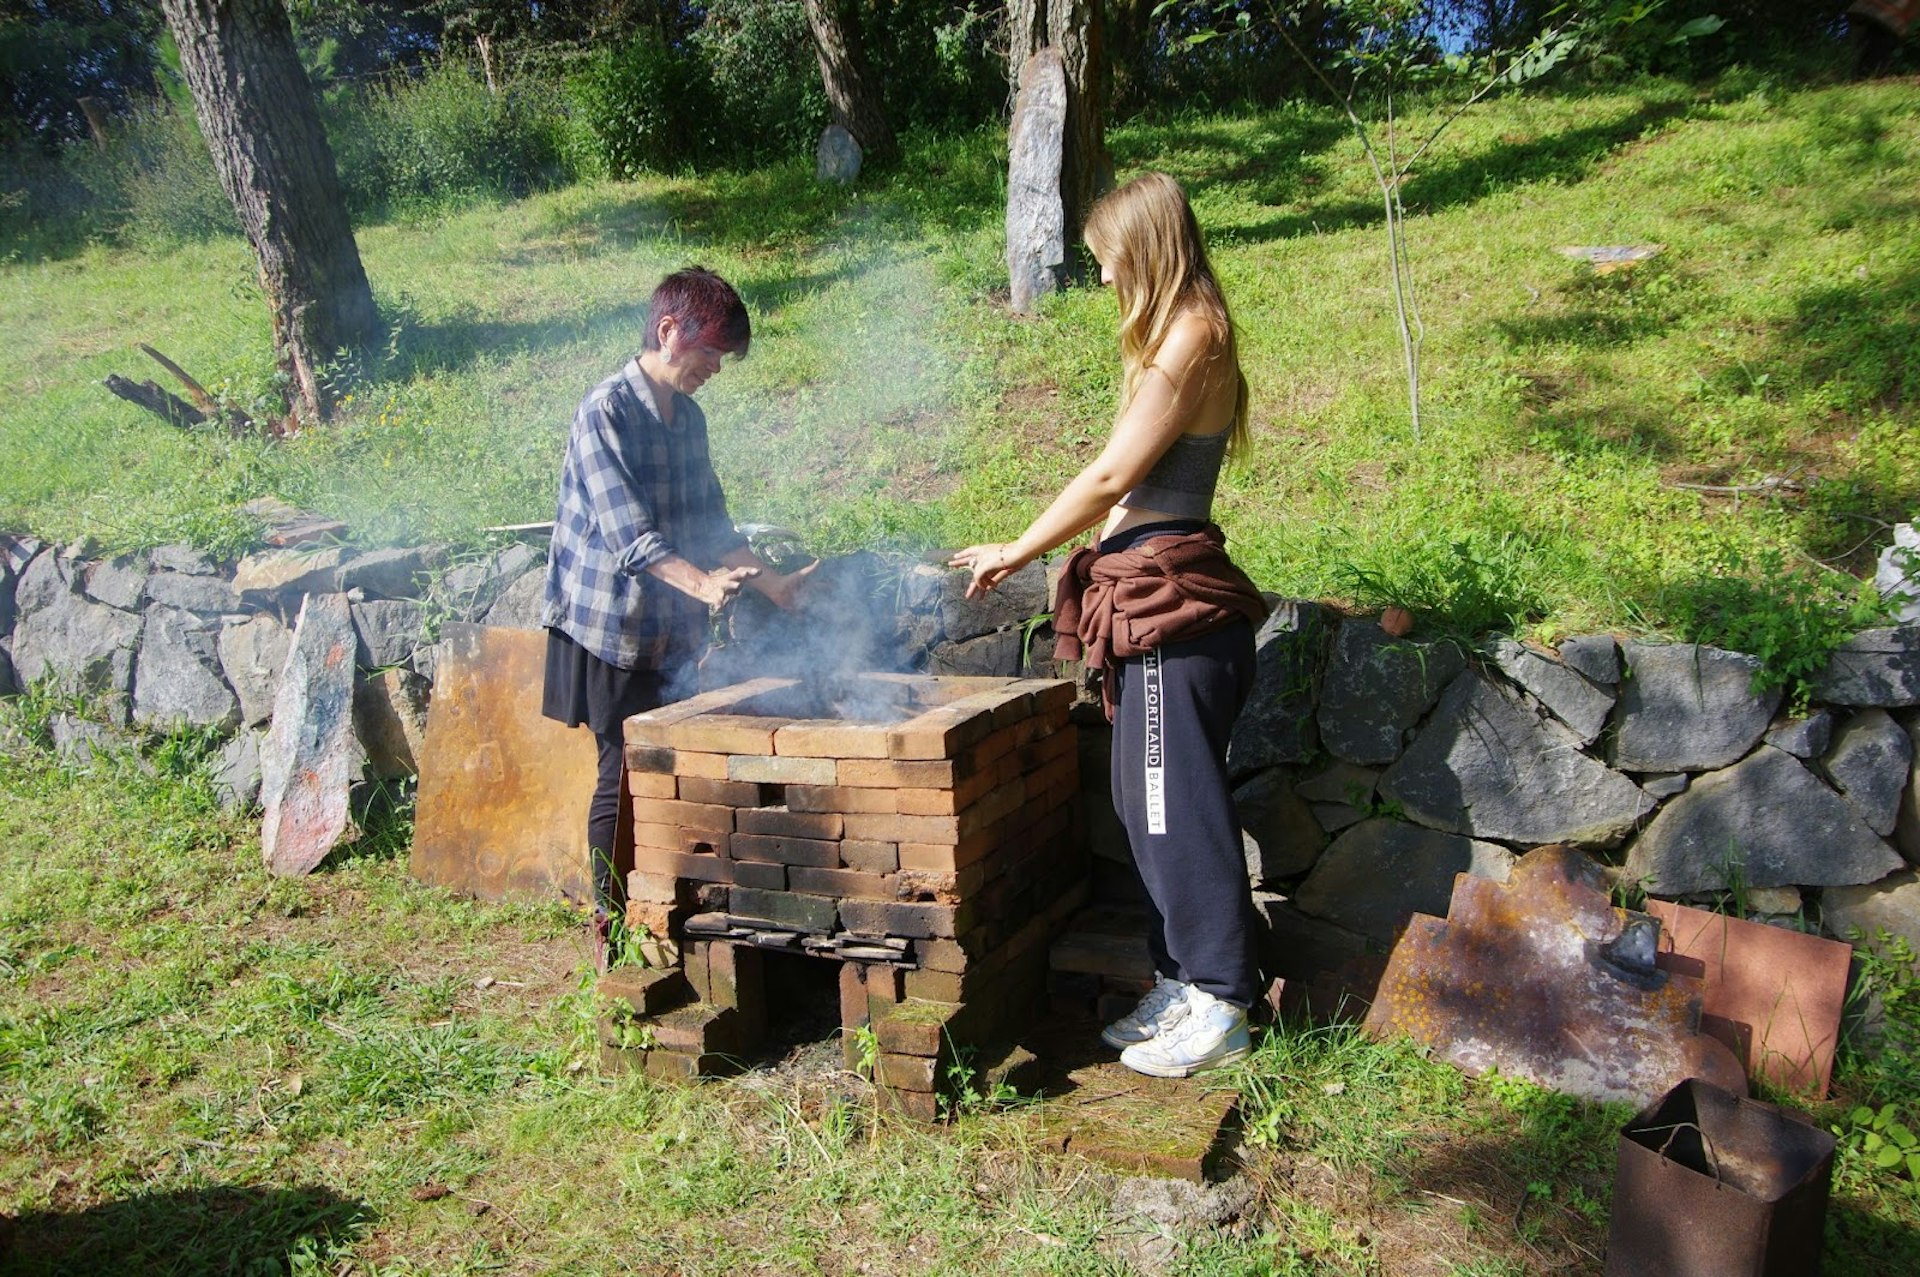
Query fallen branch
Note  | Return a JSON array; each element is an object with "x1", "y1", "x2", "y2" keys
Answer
[{"x1": 1665, "y1": 473, "x2": 1804, "y2": 497}]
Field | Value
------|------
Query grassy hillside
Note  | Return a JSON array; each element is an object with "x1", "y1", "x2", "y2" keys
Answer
[{"x1": 3, "y1": 74, "x2": 1915, "y2": 648}]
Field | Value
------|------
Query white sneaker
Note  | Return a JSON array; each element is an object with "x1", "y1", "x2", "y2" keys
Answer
[
  {"x1": 1100, "y1": 973, "x2": 1190, "y2": 1049},
  {"x1": 1118, "y1": 988, "x2": 1250, "y2": 1078}
]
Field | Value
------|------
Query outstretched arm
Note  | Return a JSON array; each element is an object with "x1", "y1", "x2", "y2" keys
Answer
[{"x1": 951, "y1": 316, "x2": 1227, "y2": 597}]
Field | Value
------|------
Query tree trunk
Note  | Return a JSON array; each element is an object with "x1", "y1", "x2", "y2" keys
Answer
[
  {"x1": 158, "y1": 0, "x2": 379, "y2": 424},
  {"x1": 1008, "y1": 0, "x2": 1110, "y2": 246},
  {"x1": 802, "y1": 0, "x2": 897, "y2": 165}
]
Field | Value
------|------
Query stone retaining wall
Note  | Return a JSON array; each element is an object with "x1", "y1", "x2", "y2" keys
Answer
[{"x1": 3, "y1": 532, "x2": 1915, "y2": 964}]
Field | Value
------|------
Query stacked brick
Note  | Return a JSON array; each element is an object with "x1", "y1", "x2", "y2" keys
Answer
[{"x1": 599, "y1": 672, "x2": 1088, "y2": 1115}]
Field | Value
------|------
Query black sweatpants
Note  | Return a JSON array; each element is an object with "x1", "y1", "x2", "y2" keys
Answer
[{"x1": 1108, "y1": 619, "x2": 1259, "y2": 1007}]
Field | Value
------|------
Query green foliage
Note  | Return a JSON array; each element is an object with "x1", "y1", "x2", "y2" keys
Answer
[
  {"x1": 1334, "y1": 528, "x2": 1551, "y2": 640},
  {"x1": 694, "y1": 0, "x2": 831, "y2": 162},
  {"x1": 1836, "y1": 1102, "x2": 1920, "y2": 1186},
  {"x1": 568, "y1": 35, "x2": 721, "y2": 178},
  {"x1": 1648, "y1": 546, "x2": 1892, "y2": 704},
  {"x1": 329, "y1": 60, "x2": 574, "y2": 219}
]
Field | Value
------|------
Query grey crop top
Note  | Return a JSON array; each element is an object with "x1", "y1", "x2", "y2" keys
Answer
[{"x1": 1120, "y1": 424, "x2": 1232, "y2": 518}]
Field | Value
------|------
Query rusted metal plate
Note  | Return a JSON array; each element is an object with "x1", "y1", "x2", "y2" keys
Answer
[
  {"x1": 1645, "y1": 899, "x2": 1851, "y2": 1099},
  {"x1": 411, "y1": 623, "x2": 610, "y2": 905},
  {"x1": 1364, "y1": 845, "x2": 1747, "y2": 1106}
]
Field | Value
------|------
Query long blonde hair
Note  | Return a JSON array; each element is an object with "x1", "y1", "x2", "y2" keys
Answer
[{"x1": 1082, "y1": 172, "x2": 1250, "y2": 459}]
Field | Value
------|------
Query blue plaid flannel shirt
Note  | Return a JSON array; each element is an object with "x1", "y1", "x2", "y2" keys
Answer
[{"x1": 540, "y1": 359, "x2": 748, "y2": 670}]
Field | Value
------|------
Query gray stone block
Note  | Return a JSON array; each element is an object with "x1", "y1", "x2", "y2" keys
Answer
[
  {"x1": 218, "y1": 614, "x2": 292, "y2": 729},
  {"x1": 11, "y1": 553, "x2": 140, "y2": 719},
  {"x1": 144, "y1": 571, "x2": 241, "y2": 616},
  {"x1": 1822, "y1": 869, "x2": 1920, "y2": 957},
  {"x1": 1814, "y1": 626, "x2": 1920, "y2": 707},
  {"x1": 1249, "y1": 893, "x2": 1371, "y2": 980},
  {"x1": 1227, "y1": 599, "x2": 1333, "y2": 774},
  {"x1": 480, "y1": 567, "x2": 545, "y2": 631},
  {"x1": 83, "y1": 555, "x2": 148, "y2": 611},
  {"x1": 353, "y1": 668, "x2": 430, "y2": 779},
  {"x1": 1233, "y1": 766, "x2": 1327, "y2": 884},
  {"x1": 1558, "y1": 633, "x2": 1620, "y2": 684},
  {"x1": 350, "y1": 599, "x2": 426, "y2": 670},
  {"x1": 1613, "y1": 642, "x2": 1780, "y2": 771},
  {"x1": 335, "y1": 545, "x2": 441, "y2": 598},
  {"x1": 1317, "y1": 623, "x2": 1466, "y2": 766},
  {"x1": 927, "y1": 629, "x2": 1023, "y2": 677},
  {"x1": 148, "y1": 543, "x2": 217, "y2": 575},
  {"x1": 1625, "y1": 745, "x2": 1902, "y2": 895},
  {"x1": 1766, "y1": 711, "x2": 1833, "y2": 759},
  {"x1": 938, "y1": 559, "x2": 1048, "y2": 645},
  {"x1": 133, "y1": 606, "x2": 240, "y2": 732},
  {"x1": 1490, "y1": 636, "x2": 1614, "y2": 744},
  {"x1": 1824, "y1": 708, "x2": 1912, "y2": 837},
  {"x1": 213, "y1": 728, "x2": 264, "y2": 812},
  {"x1": 1637, "y1": 772, "x2": 1690, "y2": 801},
  {"x1": 1291, "y1": 818, "x2": 1513, "y2": 945},
  {"x1": 1380, "y1": 671, "x2": 1654, "y2": 847}
]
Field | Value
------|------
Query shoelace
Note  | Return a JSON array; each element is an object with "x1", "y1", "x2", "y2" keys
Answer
[
  {"x1": 1132, "y1": 978, "x2": 1184, "y2": 1024},
  {"x1": 1153, "y1": 997, "x2": 1228, "y2": 1049}
]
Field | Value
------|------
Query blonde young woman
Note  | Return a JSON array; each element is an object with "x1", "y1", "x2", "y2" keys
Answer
[{"x1": 952, "y1": 173, "x2": 1269, "y2": 1077}]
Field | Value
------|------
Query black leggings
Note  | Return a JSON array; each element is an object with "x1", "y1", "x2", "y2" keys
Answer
[
  {"x1": 589, "y1": 728, "x2": 626, "y2": 915},
  {"x1": 1108, "y1": 619, "x2": 1259, "y2": 1007}
]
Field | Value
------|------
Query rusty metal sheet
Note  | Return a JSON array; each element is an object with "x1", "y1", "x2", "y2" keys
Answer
[
  {"x1": 411, "y1": 623, "x2": 611, "y2": 905},
  {"x1": 1364, "y1": 845, "x2": 1747, "y2": 1106},
  {"x1": 1645, "y1": 899, "x2": 1851, "y2": 1100}
]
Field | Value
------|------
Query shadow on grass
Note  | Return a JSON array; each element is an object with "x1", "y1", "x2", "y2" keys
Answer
[
  {"x1": 1826, "y1": 1196, "x2": 1920, "y2": 1274},
  {"x1": 3, "y1": 1184, "x2": 368, "y2": 1275},
  {"x1": 1772, "y1": 258, "x2": 1920, "y2": 414},
  {"x1": 1165, "y1": 93, "x2": 1690, "y2": 244}
]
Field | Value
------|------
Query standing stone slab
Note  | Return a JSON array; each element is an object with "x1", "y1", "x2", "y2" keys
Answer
[
  {"x1": 815, "y1": 123, "x2": 862, "y2": 184},
  {"x1": 261, "y1": 594, "x2": 362, "y2": 876},
  {"x1": 1814, "y1": 626, "x2": 1920, "y2": 707},
  {"x1": 1291, "y1": 817, "x2": 1513, "y2": 945},
  {"x1": 133, "y1": 606, "x2": 240, "y2": 732},
  {"x1": 1005, "y1": 49, "x2": 1068, "y2": 315},
  {"x1": 1489, "y1": 637, "x2": 1614, "y2": 744},
  {"x1": 1613, "y1": 642, "x2": 1780, "y2": 771},
  {"x1": 350, "y1": 599, "x2": 426, "y2": 670},
  {"x1": 1823, "y1": 709, "x2": 1912, "y2": 837},
  {"x1": 1558, "y1": 634, "x2": 1620, "y2": 684},
  {"x1": 1317, "y1": 624, "x2": 1466, "y2": 766},
  {"x1": 218, "y1": 614, "x2": 293, "y2": 728},
  {"x1": 1381, "y1": 671, "x2": 1655, "y2": 847},
  {"x1": 1227, "y1": 600, "x2": 1334, "y2": 775},
  {"x1": 1624, "y1": 746, "x2": 1902, "y2": 895}
]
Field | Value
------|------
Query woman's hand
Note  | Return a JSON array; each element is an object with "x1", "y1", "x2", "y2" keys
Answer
[
  {"x1": 949, "y1": 543, "x2": 1022, "y2": 599},
  {"x1": 697, "y1": 565, "x2": 760, "y2": 609},
  {"x1": 753, "y1": 559, "x2": 820, "y2": 611}
]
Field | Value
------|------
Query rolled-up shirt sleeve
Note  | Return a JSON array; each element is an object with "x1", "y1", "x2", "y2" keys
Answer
[{"x1": 576, "y1": 396, "x2": 674, "y2": 573}]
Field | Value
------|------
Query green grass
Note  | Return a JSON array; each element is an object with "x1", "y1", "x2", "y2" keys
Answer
[
  {"x1": 4, "y1": 697, "x2": 1918, "y2": 1273},
  {"x1": 4, "y1": 77, "x2": 1916, "y2": 651}
]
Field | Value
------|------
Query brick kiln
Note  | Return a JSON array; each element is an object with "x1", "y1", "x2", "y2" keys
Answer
[{"x1": 599, "y1": 672, "x2": 1086, "y2": 1117}]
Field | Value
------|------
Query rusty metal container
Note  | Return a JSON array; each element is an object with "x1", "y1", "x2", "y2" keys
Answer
[{"x1": 1604, "y1": 1077, "x2": 1835, "y2": 1277}]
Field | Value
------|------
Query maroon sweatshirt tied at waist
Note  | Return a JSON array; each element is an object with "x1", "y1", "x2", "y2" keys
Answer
[{"x1": 1052, "y1": 523, "x2": 1270, "y2": 720}]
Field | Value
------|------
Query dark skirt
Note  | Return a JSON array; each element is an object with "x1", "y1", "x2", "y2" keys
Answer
[{"x1": 542, "y1": 627, "x2": 666, "y2": 736}]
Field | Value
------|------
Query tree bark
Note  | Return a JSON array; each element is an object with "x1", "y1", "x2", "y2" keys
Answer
[
  {"x1": 802, "y1": 0, "x2": 896, "y2": 165},
  {"x1": 158, "y1": 0, "x2": 379, "y2": 424},
  {"x1": 1008, "y1": 0, "x2": 1110, "y2": 246}
]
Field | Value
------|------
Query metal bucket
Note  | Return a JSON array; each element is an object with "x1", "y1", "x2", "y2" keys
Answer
[{"x1": 1604, "y1": 1077, "x2": 1835, "y2": 1277}]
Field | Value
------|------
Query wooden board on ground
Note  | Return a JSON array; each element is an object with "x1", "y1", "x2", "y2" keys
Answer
[
  {"x1": 993, "y1": 1019, "x2": 1242, "y2": 1183},
  {"x1": 411, "y1": 623, "x2": 612, "y2": 905}
]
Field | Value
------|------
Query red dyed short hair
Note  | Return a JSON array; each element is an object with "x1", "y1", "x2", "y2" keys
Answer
[{"x1": 643, "y1": 266, "x2": 751, "y2": 357}]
